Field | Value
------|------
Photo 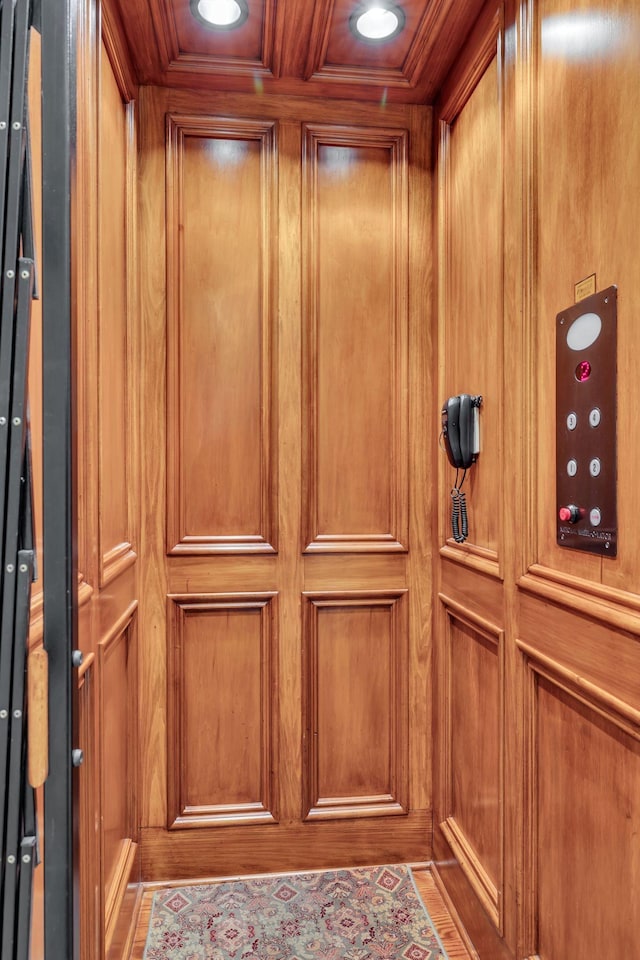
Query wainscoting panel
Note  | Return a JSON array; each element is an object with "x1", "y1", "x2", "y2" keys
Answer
[
  {"x1": 302, "y1": 124, "x2": 408, "y2": 553},
  {"x1": 525, "y1": 659, "x2": 640, "y2": 959},
  {"x1": 98, "y1": 605, "x2": 138, "y2": 938},
  {"x1": 303, "y1": 591, "x2": 408, "y2": 819},
  {"x1": 167, "y1": 595, "x2": 278, "y2": 827},
  {"x1": 165, "y1": 116, "x2": 277, "y2": 555},
  {"x1": 439, "y1": 596, "x2": 503, "y2": 929}
]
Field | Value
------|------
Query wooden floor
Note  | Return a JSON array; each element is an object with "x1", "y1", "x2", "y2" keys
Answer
[{"x1": 125, "y1": 864, "x2": 476, "y2": 960}]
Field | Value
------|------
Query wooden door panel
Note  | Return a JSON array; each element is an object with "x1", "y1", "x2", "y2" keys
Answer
[
  {"x1": 302, "y1": 125, "x2": 408, "y2": 553},
  {"x1": 303, "y1": 592, "x2": 408, "y2": 819},
  {"x1": 166, "y1": 116, "x2": 277, "y2": 554},
  {"x1": 167, "y1": 596, "x2": 277, "y2": 827}
]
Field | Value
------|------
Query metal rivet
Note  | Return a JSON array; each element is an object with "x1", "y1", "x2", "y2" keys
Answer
[
  {"x1": 604, "y1": 297, "x2": 609, "y2": 303},
  {"x1": 6, "y1": 270, "x2": 14, "y2": 279},
  {"x1": 72, "y1": 650, "x2": 84, "y2": 668},
  {"x1": 12, "y1": 121, "x2": 21, "y2": 130},
  {"x1": 0, "y1": 121, "x2": 6, "y2": 129},
  {"x1": 0, "y1": 710, "x2": 7, "y2": 719},
  {"x1": 0, "y1": 418, "x2": 5, "y2": 426},
  {"x1": 72, "y1": 749, "x2": 84, "y2": 767},
  {"x1": 22, "y1": 854, "x2": 30, "y2": 864},
  {"x1": 7, "y1": 855, "x2": 15, "y2": 865},
  {"x1": 19, "y1": 564, "x2": 27, "y2": 573},
  {"x1": 13, "y1": 709, "x2": 21, "y2": 719},
  {"x1": 12, "y1": 417, "x2": 20, "y2": 426},
  {"x1": 21, "y1": 270, "x2": 29, "y2": 279},
  {"x1": 6, "y1": 564, "x2": 14, "y2": 573}
]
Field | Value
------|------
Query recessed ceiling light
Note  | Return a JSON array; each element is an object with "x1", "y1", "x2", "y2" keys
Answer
[
  {"x1": 350, "y1": 3, "x2": 406, "y2": 43},
  {"x1": 191, "y1": 0, "x2": 249, "y2": 30}
]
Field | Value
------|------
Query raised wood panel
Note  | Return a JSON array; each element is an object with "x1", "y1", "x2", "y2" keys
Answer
[
  {"x1": 167, "y1": 594, "x2": 278, "y2": 827},
  {"x1": 438, "y1": 51, "x2": 502, "y2": 568},
  {"x1": 302, "y1": 124, "x2": 408, "y2": 553},
  {"x1": 98, "y1": 42, "x2": 136, "y2": 587},
  {"x1": 439, "y1": 596, "x2": 503, "y2": 929},
  {"x1": 534, "y1": 0, "x2": 640, "y2": 593},
  {"x1": 303, "y1": 591, "x2": 408, "y2": 819},
  {"x1": 98, "y1": 605, "x2": 138, "y2": 923},
  {"x1": 166, "y1": 116, "x2": 277, "y2": 555},
  {"x1": 306, "y1": 0, "x2": 483, "y2": 93},
  {"x1": 525, "y1": 661, "x2": 640, "y2": 959},
  {"x1": 170, "y1": 0, "x2": 274, "y2": 69}
]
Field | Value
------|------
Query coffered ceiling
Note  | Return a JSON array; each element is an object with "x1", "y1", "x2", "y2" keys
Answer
[{"x1": 103, "y1": 0, "x2": 488, "y2": 103}]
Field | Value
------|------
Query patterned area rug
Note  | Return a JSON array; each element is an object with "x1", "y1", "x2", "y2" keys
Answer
[{"x1": 143, "y1": 865, "x2": 449, "y2": 960}]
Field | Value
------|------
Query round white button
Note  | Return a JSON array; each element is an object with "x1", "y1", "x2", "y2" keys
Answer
[
  {"x1": 590, "y1": 507, "x2": 602, "y2": 526},
  {"x1": 589, "y1": 458, "x2": 601, "y2": 477},
  {"x1": 589, "y1": 407, "x2": 601, "y2": 427},
  {"x1": 567, "y1": 412, "x2": 577, "y2": 430},
  {"x1": 567, "y1": 459, "x2": 578, "y2": 477}
]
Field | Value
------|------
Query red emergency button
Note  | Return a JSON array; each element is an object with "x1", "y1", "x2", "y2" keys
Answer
[{"x1": 559, "y1": 504, "x2": 581, "y2": 524}]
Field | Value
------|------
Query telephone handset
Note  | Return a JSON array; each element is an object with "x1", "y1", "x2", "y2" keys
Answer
[
  {"x1": 440, "y1": 394, "x2": 482, "y2": 544},
  {"x1": 441, "y1": 394, "x2": 482, "y2": 470}
]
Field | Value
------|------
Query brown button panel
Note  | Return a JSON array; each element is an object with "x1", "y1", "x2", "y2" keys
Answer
[{"x1": 556, "y1": 286, "x2": 617, "y2": 557}]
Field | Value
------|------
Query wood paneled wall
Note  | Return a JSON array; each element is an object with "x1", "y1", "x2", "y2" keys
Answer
[
  {"x1": 433, "y1": 1, "x2": 640, "y2": 957},
  {"x1": 34, "y1": 1, "x2": 640, "y2": 957},
  {"x1": 71, "y1": 2, "x2": 141, "y2": 956},
  {"x1": 26, "y1": 18, "x2": 140, "y2": 955},
  {"x1": 137, "y1": 87, "x2": 433, "y2": 880}
]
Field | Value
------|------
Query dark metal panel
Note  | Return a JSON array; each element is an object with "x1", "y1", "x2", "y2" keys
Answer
[
  {"x1": 41, "y1": 0, "x2": 79, "y2": 957},
  {"x1": 556, "y1": 286, "x2": 617, "y2": 557}
]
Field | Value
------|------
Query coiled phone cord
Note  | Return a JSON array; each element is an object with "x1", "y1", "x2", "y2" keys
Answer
[{"x1": 450, "y1": 470, "x2": 469, "y2": 543}]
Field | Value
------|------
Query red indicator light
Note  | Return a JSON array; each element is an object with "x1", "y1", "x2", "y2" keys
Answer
[
  {"x1": 559, "y1": 507, "x2": 572, "y2": 522},
  {"x1": 575, "y1": 360, "x2": 592, "y2": 382}
]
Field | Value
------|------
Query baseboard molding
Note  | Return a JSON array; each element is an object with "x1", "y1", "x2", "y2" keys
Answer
[
  {"x1": 430, "y1": 864, "x2": 480, "y2": 960},
  {"x1": 433, "y1": 828, "x2": 514, "y2": 960},
  {"x1": 140, "y1": 809, "x2": 432, "y2": 881},
  {"x1": 106, "y1": 881, "x2": 143, "y2": 960},
  {"x1": 440, "y1": 817, "x2": 500, "y2": 932},
  {"x1": 105, "y1": 839, "x2": 139, "y2": 956}
]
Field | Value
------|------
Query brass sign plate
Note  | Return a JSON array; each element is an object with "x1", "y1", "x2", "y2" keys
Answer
[{"x1": 574, "y1": 274, "x2": 596, "y2": 303}]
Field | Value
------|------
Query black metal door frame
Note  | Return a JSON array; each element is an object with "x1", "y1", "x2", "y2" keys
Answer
[{"x1": 41, "y1": 0, "x2": 79, "y2": 958}]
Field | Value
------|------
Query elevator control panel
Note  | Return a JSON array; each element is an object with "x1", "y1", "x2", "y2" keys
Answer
[{"x1": 556, "y1": 286, "x2": 617, "y2": 556}]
